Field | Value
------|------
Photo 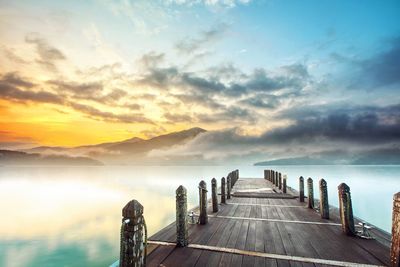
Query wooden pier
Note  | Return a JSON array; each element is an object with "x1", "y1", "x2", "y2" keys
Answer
[{"x1": 114, "y1": 170, "x2": 399, "y2": 267}]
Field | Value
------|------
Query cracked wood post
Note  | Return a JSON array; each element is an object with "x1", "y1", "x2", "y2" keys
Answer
[
  {"x1": 211, "y1": 178, "x2": 218, "y2": 213},
  {"x1": 338, "y1": 183, "x2": 355, "y2": 236},
  {"x1": 227, "y1": 175, "x2": 231, "y2": 199},
  {"x1": 278, "y1": 172, "x2": 282, "y2": 190},
  {"x1": 264, "y1": 169, "x2": 268, "y2": 180},
  {"x1": 120, "y1": 199, "x2": 145, "y2": 267},
  {"x1": 307, "y1": 177, "x2": 314, "y2": 209},
  {"x1": 283, "y1": 175, "x2": 287, "y2": 193},
  {"x1": 176, "y1": 185, "x2": 188, "y2": 247},
  {"x1": 319, "y1": 179, "x2": 329, "y2": 219},
  {"x1": 391, "y1": 192, "x2": 400, "y2": 267},
  {"x1": 299, "y1": 176, "x2": 305, "y2": 202},
  {"x1": 221, "y1": 177, "x2": 226, "y2": 204},
  {"x1": 269, "y1": 170, "x2": 272, "y2": 182},
  {"x1": 199, "y1": 180, "x2": 208, "y2": 225}
]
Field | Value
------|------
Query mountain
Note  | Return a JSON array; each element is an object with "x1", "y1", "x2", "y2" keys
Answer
[
  {"x1": 21, "y1": 127, "x2": 207, "y2": 164},
  {"x1": 254, "y1": 147, "x2": 400, "y2": 166},
  {"x1": 0, "y1": 150, "x2": 103, "y2": 166}
]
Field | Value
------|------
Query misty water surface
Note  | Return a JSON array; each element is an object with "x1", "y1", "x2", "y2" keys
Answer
[{"x1": 0, "y1": 165, "x2": 398, "y2": 267}]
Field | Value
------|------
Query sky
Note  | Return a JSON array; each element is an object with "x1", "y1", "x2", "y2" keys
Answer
[{"x1": 0, "y1": 0, "x2": 399, "y2": 158}]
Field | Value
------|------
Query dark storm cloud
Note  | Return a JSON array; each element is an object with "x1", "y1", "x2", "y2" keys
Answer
[
  {"x1": 25, "y1": 33, "x2": 66, "y2": 71},
  {"x1": 175, "y1": 23, "x2": 228, "y2": 54},
  {"x1": 261, "y1": 104, "x2": 400, "y2": 144}
]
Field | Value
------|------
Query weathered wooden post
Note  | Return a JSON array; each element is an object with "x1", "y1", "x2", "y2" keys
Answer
[
  {"x1": 283, "y1": 175, "x2": 287, "y2": 193},
  {"x1": 264, "y1": 170, "x2": 267, "y2": 180},
  {"x1": 221, "y1": 177, "x2": 226, "y2": 204},
  {"x1": 299, "y1": 176, "x2": 305, "y2": 202},
  {"x1": 272, "y1": 171, "x2": 276, "y2": 185},
  {"x1": 391, "y1": 192, "x2": 400, "y2": 266},
  {"x1": 307, "y1": 178, "x2": 314, "y2": 209},
  {"x1": 120, "y1": 199, "x2": 146, "y2": 267},
  {"x1": 278, "y1": 172, "x2": 282, "y2": 190},
  {"x1": 176, "y1": 185, "x2": 188, "y2": 247},
  {"x1": 338, "y1": 183, "x2": 355, "y2": 236},
  {"x1": 199, "y1": 180, "x2": 208, "y2": 225},
  {"x1": 319, "y1": 179, "x2": 329, "y2": 219},
  {"x1": 227, "y1": 175, "x2": 231, "y2": 199},
  {"x1": 211, "y1": 178, "x2": 218, "y2": 213}
]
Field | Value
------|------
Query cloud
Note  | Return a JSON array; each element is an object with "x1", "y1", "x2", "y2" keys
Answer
[
  {"x1": 175, "y1": 23, "x2": 228, "y2": 54},
  {"x1": 68, "y1": 102, "x2": 154, "y2": 124},
  {"x1": 358, "y1": 36, "x2": 400, "y2": 88},
  {"x1": 148, "y1": 104, "x2": 400, "y2": 162},
  {"x1": 0, "y1": 73, "x2": 63, "y2": 104},
  {"x1": 166, "y1": 0, "x2": 252, "y2": 8},
  {"x1": 25, "y1": 33, "x2": 66, "y2": 71}
]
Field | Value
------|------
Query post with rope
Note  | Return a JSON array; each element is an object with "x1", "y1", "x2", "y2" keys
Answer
[
  {"x1": 338, "y1": 183, "x2": 355, "y2": 236},
  {"x1": 199, "y1": 180, "x2": 208, "y2": 225},
  {"x1": 282, "y1": 175, "x2": 287, "y2": 193},
  {"x1": 221, "y1": 177, "x2": 226, "y2": 204},
  {"x1": 299, "y1": 176, "x2": 305, "y2": 202},
  {"x1": 307, "y1": 178, "x2": 314, "y2": 209},
  {"x1": 176, "y1": 185, "x2": 188, "y2": 247},
  {"x1": 227, "y1": 175, "x2": 231, "y2": 199},
  {"x1": 319, "y1": 179, "x2": 329, "y2": 219},
  {"x1": 211, "y1": 178, "x2": 218, "y2": 212},
  {"x1": 391, "y1": 192, "x2": 400, "y2": 267},
  {"x1": 119, "y1": 199, "x2": 147, "y2": 267}
]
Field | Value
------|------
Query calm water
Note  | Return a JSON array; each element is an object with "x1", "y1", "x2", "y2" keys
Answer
[{"x1": 0, "y1": 165, "x2": 398, "y2": 267}]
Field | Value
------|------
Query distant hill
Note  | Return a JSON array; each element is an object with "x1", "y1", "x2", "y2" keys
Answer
[
  {"x1": 21, "y1": 127, "x2": 207, "y2": 164},
  {"x1": 254, "y1": 147, "x2": 400, "y2": 166},
  {"x1": 0, "y1": 150, "x2": 103, "y2": 166}
]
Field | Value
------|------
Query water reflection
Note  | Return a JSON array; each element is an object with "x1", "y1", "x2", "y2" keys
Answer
[{"x1": 0, "y1": 165, "x2": 398, "y2": 267}]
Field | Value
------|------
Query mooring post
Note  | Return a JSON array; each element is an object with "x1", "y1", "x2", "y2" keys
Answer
[
  {"x1": 307, "y1": 178, "x2": 314, "y2": 209},
  {"x1": 390, "y1": 192, "x2": 400, "y2": 266},
  {"x1": 235, "y1": 169, "x2": 239, "y2": 185},
  {"x1": 283, "y1": 175, "x2": 287, "y2": 193},
  {"x1": 211, "y1": 178, "x2": 218, "y2": 213},
  {"x1": 119, "y1": 199, "x2": 146, "y2": 267},
  {"x1": 221, "y1": 177, "x2": 226, "y2": 204},
  {"x1": 273, "y1": 171, "x2": 276, "y2": 185},
  {"x1": 227, "y1": 175, "x2": 231, "y2": 199},
  {"x1": 319, "y1": 179, "x2": 329, "y2": 219},
  {"x1": 279, "y1": 172, "x2": 282, "y2": 190},
  {"x1": 199, "y1": 180, "x2": 208, "y2": 225},
  {"x1": 338, "y1": 183, "x2": 355, "y2": 236},
  {"x1": 264, "y1": 169, "x2": 267, "y2": 180},
  {"x1": 299, "y1": 176, "x2": 305, "y2": 202},
  {"x1": 176, "y1": 185, "x2": 188, "y2": 247}
]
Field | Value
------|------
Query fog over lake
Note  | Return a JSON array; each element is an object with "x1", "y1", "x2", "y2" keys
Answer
[{"x1": 0, "y1": 165, "x2": 398, "y2": 267}]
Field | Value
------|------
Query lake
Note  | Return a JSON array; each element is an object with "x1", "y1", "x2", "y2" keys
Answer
[{"x1": 0, "y1": 165, "x2": 398, "y2": 267}]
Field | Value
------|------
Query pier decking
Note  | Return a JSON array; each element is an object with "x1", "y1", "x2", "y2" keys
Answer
[{"x1": 146, "y1": 178, "x2": 391, "y2": 267}]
